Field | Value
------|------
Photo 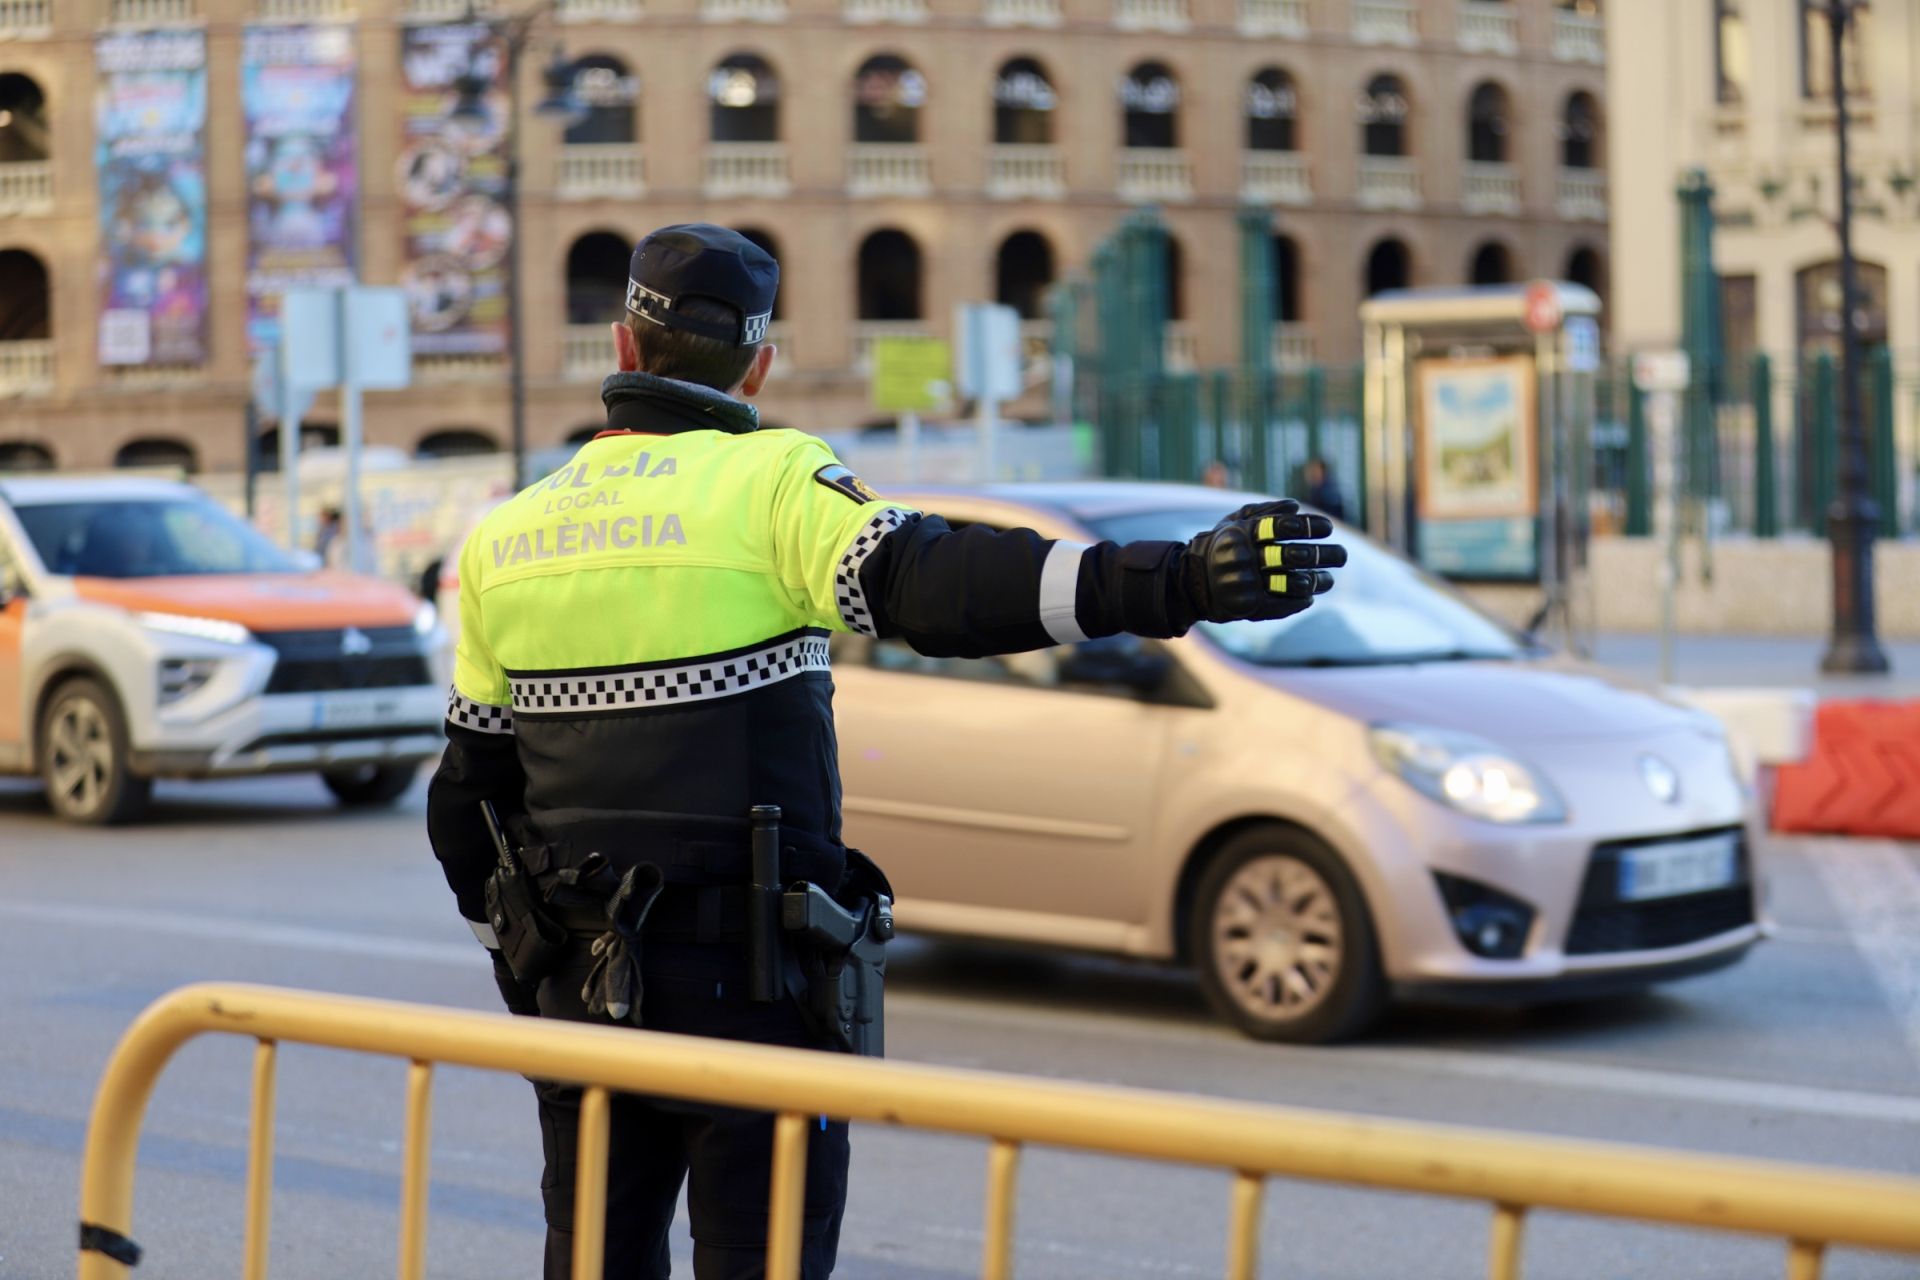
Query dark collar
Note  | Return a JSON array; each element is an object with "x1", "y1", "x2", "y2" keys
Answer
[{"x1": 600, "y1": 371, "x2": 760, "y2": 436}]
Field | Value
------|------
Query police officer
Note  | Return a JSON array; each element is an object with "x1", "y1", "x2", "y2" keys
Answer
[{"x1": 425, "y1": 223, "x2": 1344, "y2": 1279}]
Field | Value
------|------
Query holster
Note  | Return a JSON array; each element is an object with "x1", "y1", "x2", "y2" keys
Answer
[
  {"x1": 484, "y1": 823, "x2": 567, "y2": 987},
  {"x1": 783, "y1": 848, "x2": 893, "y2": 1058}
]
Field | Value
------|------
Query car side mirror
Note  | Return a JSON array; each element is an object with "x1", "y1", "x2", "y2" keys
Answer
[
  {"x1": 1058, "y1": 638, "x2": 1171, "y2": 694},
  {"x1": 0, "y1": 563, "x2": 22, "y2": 607}
]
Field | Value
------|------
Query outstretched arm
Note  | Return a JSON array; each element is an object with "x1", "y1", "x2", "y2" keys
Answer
[{"x1": 769, "y1": 438, "x2": 1343, "y2": 659}]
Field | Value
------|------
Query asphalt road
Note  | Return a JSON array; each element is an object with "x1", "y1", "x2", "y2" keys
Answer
[{"x1": 2, "y1": 773, "x2": 1918, "y2": 1280}]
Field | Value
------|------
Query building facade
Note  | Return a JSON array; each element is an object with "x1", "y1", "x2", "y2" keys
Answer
[
  {"x1": 0, "y1": 0, "x2": 1607, "y2": 474},
  {"x1": 1608, "y1": 0, "x2": 1918, "y2": 366}
]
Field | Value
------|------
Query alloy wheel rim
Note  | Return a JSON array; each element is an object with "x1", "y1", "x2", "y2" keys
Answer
[
  {"x1": 48, "y1": 696, "x2": 112, "y2": 816},
  {"x1": 1210, "y1": 854, "x2": 1344, "y2": 1020}
]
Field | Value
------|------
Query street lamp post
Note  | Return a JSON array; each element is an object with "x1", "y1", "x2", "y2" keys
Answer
[
  {"x1": 1818, "y1": 0, "x2": 1889, "y2": 674},
  {"x1": 453, "y1": 0, "x2": 578, "y2": 489}
]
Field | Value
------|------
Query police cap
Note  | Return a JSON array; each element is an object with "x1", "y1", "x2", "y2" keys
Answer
[{"x1": 626, "y1": 223, "x2": 778, "y2": 348}]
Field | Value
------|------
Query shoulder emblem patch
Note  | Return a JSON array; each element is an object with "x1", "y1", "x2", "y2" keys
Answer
[{"x1": 814, "y1": 464, "x2": 884, "y2": 505}]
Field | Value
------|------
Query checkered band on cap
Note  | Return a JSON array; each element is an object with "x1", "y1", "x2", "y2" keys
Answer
[
  {"x1": 447, "y1": 687, "x2": 514, "y2": 735},
  {"x1": 743, "y1": 311, "x2": 771, "y2": 344},
  {"x1": 835, "y1": 507, "x2": 916, "y2": 636},
  {"x1": 508, "y1": 632, "x2": 831, "y2": 716}
]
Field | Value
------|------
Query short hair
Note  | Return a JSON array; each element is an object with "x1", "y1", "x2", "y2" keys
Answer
[{"x1": 624, "y1": 295, "x2": 761, "y2": 391}]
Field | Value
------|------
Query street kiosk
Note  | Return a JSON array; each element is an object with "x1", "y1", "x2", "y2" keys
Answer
[{"x1": 1360, "y1": 281, "x2": 1602, "y2": 653}]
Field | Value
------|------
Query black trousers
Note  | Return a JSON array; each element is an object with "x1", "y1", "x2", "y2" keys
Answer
[{"x1": 516, "y1": 936, "x2": 850, "y2": 1280}]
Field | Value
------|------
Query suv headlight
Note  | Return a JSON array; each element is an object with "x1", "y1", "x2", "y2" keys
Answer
[
  {"x1": 1369, "y1": 723, "x2": 1567, "y2": 824},
  {"x1": 138, "y1": 611, "x2": 252, "y2": 646},
  {"x1": 414, "y1": 601, "x2": 439, "y2": 635}
]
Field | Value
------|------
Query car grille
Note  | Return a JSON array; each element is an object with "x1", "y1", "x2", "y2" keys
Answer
[
  {"x1": 258, "y1": 627, "x2": 432, "y2": 695},
  {"x1": 1566, "y1": 827, "x2": 1755, "y2": 956}
]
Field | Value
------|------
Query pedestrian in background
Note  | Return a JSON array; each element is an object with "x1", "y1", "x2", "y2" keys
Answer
[
  {"x1": 1302, "y1": 457, "x2": 1346, "y2": 522},
  {"x1": 313, "y1": 506, "x2": 343, "y2": 567}
]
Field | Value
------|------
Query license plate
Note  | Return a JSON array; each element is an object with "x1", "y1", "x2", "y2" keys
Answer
[
  {"x1": 313, "y1": 692, "x2": 405, "y2": 730},
  {"x1": 1617, "y1": 834, "x2": 1739, "y2": 902}
]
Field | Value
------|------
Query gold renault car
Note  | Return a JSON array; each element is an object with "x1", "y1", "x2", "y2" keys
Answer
[{"x1": 831, "y1": 483, "x2": 1764, "y2": 1043}]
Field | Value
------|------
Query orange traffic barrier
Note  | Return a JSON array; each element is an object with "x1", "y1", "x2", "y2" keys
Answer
[{"x1": 1772, "y1": 699, "x2": 1920, "y2": 839}]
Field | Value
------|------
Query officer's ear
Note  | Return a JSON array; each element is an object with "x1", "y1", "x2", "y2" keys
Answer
[
  {"x1": 612, "y1": 321, "x2": 640, "y2": 373},
  {"x1": 737, "y1": 342, "x2": 776, "y2": 399}
]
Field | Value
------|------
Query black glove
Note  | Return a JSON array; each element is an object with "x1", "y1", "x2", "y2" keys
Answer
[
  {"x1": 490, "y1": 949, "x2": 542, "y2": 1018},
  {"x1": 1179, "y1": 500, "x2": 1344, "y2": 625}
]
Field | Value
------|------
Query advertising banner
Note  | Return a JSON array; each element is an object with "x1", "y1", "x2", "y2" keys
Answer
[
  {"x1": 398, "y1": 24, "x2": 512, "y2": 356},
  {"x1": 242, "y1": 24, "x2": 359, "y2": 355},
  {"x1": 96, "y1": 28, "x2": 209, "y2": 367},
  {"x1": 1413, "y1": 355, "x2": 1540, "y2": 581}
]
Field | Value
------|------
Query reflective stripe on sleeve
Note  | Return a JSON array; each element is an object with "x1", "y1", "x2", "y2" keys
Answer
[
  {"x1": 1038, "y1": 540, "x2": 1090, "y2": 645},
  {"x1": 834, "y1": 507, "x2": 914, "y2": 635},
  {"x1": 447, "y1": 687, "x2": 514, "y2": 735},
  {"x1": 468, "y1": 918, "x2": 500, "y2": 948}
]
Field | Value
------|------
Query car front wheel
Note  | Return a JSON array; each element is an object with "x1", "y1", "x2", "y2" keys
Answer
[
  {"x1": 1190, "y1": 825, "x2": 1386, "y2": 1044},
  {"x1": 322, "y1": 763, "x2": 418, "y2": 807},
  {"x1": 39, "y1": 677, "x2": 152, "y2": 826}
]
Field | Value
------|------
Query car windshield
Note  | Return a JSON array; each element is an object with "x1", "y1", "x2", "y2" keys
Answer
[
  {"x1": 1086, "y1": 508, "x2": 1527, "y2": 668},
  {"x1": 15, "y1": 498, "x2": 304, "y2": 578}
]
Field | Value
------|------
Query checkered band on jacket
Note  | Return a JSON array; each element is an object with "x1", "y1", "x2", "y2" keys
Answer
[
  {"x1": 446, "y1": 688, "x2": 514, "y2": 735},
  {"x1": 506, "y1": 631, "x2": 832, "y2": 715},
  {"x1": 834, "y1": 508, "x2": 915, "y2": 636}
]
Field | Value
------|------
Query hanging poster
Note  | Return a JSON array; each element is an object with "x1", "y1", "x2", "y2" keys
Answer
[
  {"x1": 96, "y1": 28, "x2": 209, "y2": 367},
  {"x1": 397, "y1": 24, "x2": 512, "y2": 356},
  {"x1": 242, "y1": 24, "x2": 359, "y2": 355},
  {"x1": 1413, "y1": 355, "x2": 1540, "y2": 581}
]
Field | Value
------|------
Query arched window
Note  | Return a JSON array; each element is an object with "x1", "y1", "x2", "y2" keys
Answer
[
  {"x1": 1365, "y1": 237, "x2": 1411, "y2": 296},
  {"x1": 857, "y1": 228, "x2": 922, "y2": 320},
  {"x1": 995, "y1": 230, "x2": 1054, "y2": 320},
  {"x1": 1273, "y1": 235, "x2": 1302, "y2": 323},
  {"x1": 1560, "y1": 91, "x2": 1600, "y2": 169},
  {"x1": 1469, "y1": 240, "x2": 1513, "y2": 285},
  {"x1": 1246, "y1": 68, "x2": 1299, "y2": 152},
  {"x1": 1121, "y1": 62, "x2": 1179, "y2": 150},
  {"x1": 563, "y1": 55, "x2": 638, "y2": 146},
  {"x1": 1796, "y1": 258, "x2": 1889, "y2": 357},
  {"x1": 1164, "y1": 233, "x2": 1185, "y2": 321},
  {"x1": 114, "y1": 438, "x2": 197, "y2": 473},
  {"x1": 1467, "y1": 81, "x2": 1511, "y2": 163},
  {"x1": 709, "y1": 54, "x2": 779, "y2": 143},
  {"x1": 734, "y1": 226, "x2": 783, "y2": 320},
  {"x1": 1565, "y1": 245, "x2": 1603, "y2": 299},
  {"x1": 0, "y1": 440, "x2": 55, "y2": 473},
  {"x1": 255, "y1": 423, "x2": 341, "y2": 471},
  {"x1": 853, "y1": 54, "x2": 925, "y2": 145},
  {"x1": 0, "y1": 248, "x2": 51, "y2": 341},
  {"x1": 0, "y1": 73, "x2": 49, "y2": 165},
  {"x1": 1359, "y1": 74, "x2": 1410, "y2": 157},
  {"x1": 417, "y1": 428, "x2": 500, "y2": 459},
  {"x1": 565, "y1": 231, "x2": 632, "y2": 325},
  {"x1": 994, "y1": 57, "x2": 1056, "y2": 145}
]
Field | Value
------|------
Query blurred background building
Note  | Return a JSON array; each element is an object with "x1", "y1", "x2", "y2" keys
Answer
[
  {"x1": 0, "y1": 0, "x2": 1605, "y2": 474},
  {"x1": 1609, "y1": 0, "x2": 1915, "y2": 367}
]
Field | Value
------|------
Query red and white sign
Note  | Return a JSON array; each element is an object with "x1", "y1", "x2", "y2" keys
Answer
[{"x1": 1523, "y1": 280, "x2": 1562, "y2": 334}]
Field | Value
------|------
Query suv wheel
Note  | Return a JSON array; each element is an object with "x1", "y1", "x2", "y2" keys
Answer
[
  {"x1": 40, "y1": 677, "x2": 152, "y2": 825},
  {"x1": 1190, "y1": 825, "x2": 1386, "y2": 1044},
  {"x1": 322, "y1": 763, "x2": 418, "y2": 807}
]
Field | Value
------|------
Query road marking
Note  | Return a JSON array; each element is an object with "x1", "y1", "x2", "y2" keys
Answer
[
  {"x1": 1804, "y1": 838, "x2": 1920, "y2": 1066},
  {"x1": 10, "y1": 896, "x2": 1920, "y2": 1127},
  {"x1": 0, "y1": 900, "x2": 478, "y2": 967}
]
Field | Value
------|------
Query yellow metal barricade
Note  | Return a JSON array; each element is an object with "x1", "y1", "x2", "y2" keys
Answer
[{"x1": 77, "y1": 983, "x2": 1920, "y2": 1280}]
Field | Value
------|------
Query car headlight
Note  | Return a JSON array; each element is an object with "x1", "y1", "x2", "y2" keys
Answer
[
  {"x1": 138, "y1": 611, "x2": 252, "y2": 646},
  {"x1": 1369, "y1": 723, "x2": 1567, "y2": 824},
  {"x1": 414, "y1": 601, "x2": 439, "y2": 635}
]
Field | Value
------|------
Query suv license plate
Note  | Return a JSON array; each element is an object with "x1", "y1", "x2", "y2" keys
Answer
[
  {"x1": 1617, "y1": 834, "x2": 1738, "y2": 902},
  {"x1": 314, "y1": 693, "x2": 404, "y2": 730}
]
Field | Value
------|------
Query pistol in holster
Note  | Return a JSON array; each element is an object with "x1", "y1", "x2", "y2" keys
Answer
[
  {"x1": 480, "y1": 801, "x2": 567, "y2": 986},
  {"x1": 746, "y1": 805, "x2": 894, "y2": 1058}
]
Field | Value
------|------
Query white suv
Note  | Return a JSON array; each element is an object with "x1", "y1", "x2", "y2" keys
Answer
[{"x1": 0, "y1": 476, "x2": 446, "y2": 823}]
